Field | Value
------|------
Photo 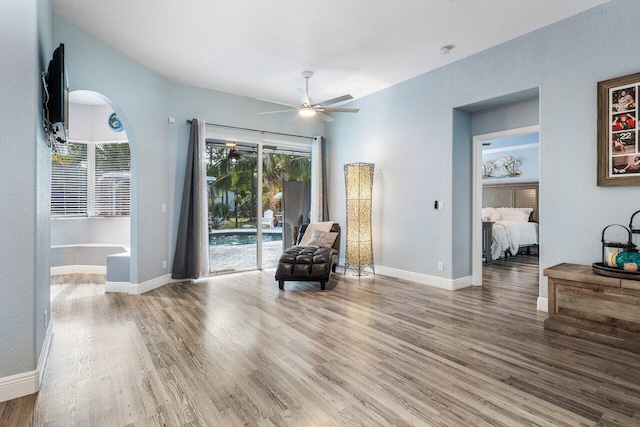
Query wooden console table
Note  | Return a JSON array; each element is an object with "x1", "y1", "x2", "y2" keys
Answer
[{"x1": 544, "y1": 263, "x2": 640, "y2": 353}]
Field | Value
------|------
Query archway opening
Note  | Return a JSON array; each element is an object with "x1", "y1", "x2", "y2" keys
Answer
[{"x1": 50, "y1": 90, "x2": 133, "y2": 289}]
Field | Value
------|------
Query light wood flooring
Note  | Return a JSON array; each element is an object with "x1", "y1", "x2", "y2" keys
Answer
[{"x1": 2, "y1": 257, "x2": 640, "y2": 426}]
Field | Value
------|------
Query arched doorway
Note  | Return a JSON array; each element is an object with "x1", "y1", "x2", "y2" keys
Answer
[{"x1": 50, "y1": 90, "x2": 134, "y2": 289}]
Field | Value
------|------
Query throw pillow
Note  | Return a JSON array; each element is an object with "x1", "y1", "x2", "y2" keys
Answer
[
  {"x1": 496, "y1": 207, "x2": 533, "y2": 223},
  {"x1": 299, "y1": 221, "x2": 334, "y2": 246},
  {"x1": 306, "y1": 230, "x2": 338, "y2": 248},
  {"x1": 482, "y1": 207, "x2": 501, "y2": 222}
]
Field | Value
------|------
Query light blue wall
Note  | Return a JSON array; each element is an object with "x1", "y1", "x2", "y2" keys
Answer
[
  {"x1": 0, "y1": 0, "x2": 51, "y2": 378},
  {"x1": 53, "y1": 14, "x2": 324, "y2": 284},
  {"x1": 452, "y1": 109, "x2": 472, "y2": 278},
  {"x1": 51, "y1": 218, "x2": 130, "y2": 246},
  {"x1": 54, "y1": 14, "x2": 170, "y2": 285},
  {"x1": 326, "y1": 0, "x2": 640, "y2": 297},
  {"x1": 50, "y1": 246, "x2": 128, "y2": 267},
  {"x1": 35, "y1": 0, "x2": 53, "y2": 371},
  {"x1": 471, "y1": 98, "x2": 539, "y2": 136}
]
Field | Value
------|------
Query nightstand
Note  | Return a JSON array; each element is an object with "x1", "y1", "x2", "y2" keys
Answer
[{"x1": 482, "y1": 221, "x2": 494, "y2": 264}]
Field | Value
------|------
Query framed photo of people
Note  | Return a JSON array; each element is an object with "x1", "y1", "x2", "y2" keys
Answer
[{"x1": 598, "y1": 72, "x2": 640, "y2": 186}]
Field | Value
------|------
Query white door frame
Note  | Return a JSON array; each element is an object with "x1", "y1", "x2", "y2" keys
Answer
[{"x1": 471, "y1": 124, "x2": 540, "y2": 286}]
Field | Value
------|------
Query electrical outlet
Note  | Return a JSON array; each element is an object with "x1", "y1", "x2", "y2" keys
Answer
[
  {"x1": 168, "y1": 117, "x2": 175, "y2": 123},
  {"x1": 44, "y1": 310, "x2": 48, "y2": 327},
  {"x1": 438, "y1": 261, "x2": 444, "y2": 271},
  {"x1": 163, "y1": 260, "x2": 167, "y2": 269},
  {"x1": 162, "y1": 204, "x2": 167, "y2": 213}
]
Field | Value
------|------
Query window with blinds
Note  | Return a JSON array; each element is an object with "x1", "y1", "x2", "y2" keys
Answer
[
  {"x1": 51, "y1": 142, "x2": 88, "y2": 216},
  {"x1": 93, "y1": 143, "x2": 131, "y2": 216},
  {"x1": 51, "y1": 142, "x2": 131, "y2": 217}
]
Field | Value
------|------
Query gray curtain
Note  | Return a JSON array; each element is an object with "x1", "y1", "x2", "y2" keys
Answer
[
  {"x1": 172, "y1": 119, "x2": 208, "y2": 280},
  {"x1": 310, "y1": 136, "x2": 329, "y2": 221},
  {"x1": 321, "y1": 136, "x2": 329, "y2": 220}
]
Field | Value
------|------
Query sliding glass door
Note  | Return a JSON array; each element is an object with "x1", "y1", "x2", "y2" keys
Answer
[
  {"x1": 205, "y1": 138, "x2": 311, "y2": 274},
  {"x1": 261, "y1": 147, "x2": 311, "y2": 269},
  {"x1": 206, "y1": 141, "x2": 259, "y2": 274}
]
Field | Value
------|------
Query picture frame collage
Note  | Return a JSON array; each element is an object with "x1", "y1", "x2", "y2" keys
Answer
[{"x1": 598, "y1": 72, "x2": 640, "y2": 186}]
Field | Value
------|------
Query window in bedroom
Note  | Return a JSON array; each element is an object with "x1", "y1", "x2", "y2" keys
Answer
[{"x1": 51, "y1": 141, "x2": 131, "y2": 217}]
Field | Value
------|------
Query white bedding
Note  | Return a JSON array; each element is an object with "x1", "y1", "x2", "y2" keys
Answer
[{"x1": 491, "y1": 220, "x2": 538, "y2": 260}]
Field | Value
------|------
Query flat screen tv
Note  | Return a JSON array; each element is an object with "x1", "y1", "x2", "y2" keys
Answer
[{"x1": 44, "y1": 43, "x2": 69, "y2": 143}]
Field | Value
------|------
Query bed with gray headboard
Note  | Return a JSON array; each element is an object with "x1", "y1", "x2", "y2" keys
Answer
[{"x1": 482, "y1": 182, "x2": 539, "y2": 259}]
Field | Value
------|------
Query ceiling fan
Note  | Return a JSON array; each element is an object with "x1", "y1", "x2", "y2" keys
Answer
[{"x1": 257, "y1": 71, "x2": 359, "y2": 122}]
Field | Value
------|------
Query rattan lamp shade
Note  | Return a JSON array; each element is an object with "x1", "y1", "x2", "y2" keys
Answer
[{"x1": 344, "y1": 163, "x2": 375, "y2": 276}]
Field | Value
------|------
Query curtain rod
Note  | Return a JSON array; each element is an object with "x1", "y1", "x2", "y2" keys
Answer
[{"x1": 186, "y1": 120, "x2": 315, "y2": 140}]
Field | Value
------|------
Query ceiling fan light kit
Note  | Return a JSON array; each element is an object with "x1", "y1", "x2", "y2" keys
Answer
[
  {"x1": 257, "y1": 70, "x2": 359, "y2": 122},
  {"x1": 298, "y1": 107, "x2": 316, "y2": 117}
]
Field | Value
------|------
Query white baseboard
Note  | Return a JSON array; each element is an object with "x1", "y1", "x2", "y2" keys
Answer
[
  {"x1": 0, "y1": 321, "x2": 53, "y2": 403},
  {"x1": 376, "y1": 265, "x2": 472, "y2": 291},
  {"x1": 50, "y1": 265, "x2": 106, "y2": 275},
  {"x1": 38, "y1": 321, "x2": 53, "y2": 385},
  {"x1": 451, "y1": 275, "x2": 473, "y2": 289},
  {"x1": 133, "y1": 274, "x2": 172, "y2": 295},
  {"x1": 0, "y1": 369, "x2": 40, "y2": 404},
  {"x1": 105, "y1": 281, "x2": 131, "y2": 293},
  {"x1": 537, "y1": 297, "x2": 548, "y2": 312},
  {"x1": 105, "y1": 274, "x2": 172, "y2": 295}
]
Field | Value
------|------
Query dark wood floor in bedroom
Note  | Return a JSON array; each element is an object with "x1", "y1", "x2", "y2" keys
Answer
[{"x1": 2, "y1": 255, "x2": 640, "y2": 426}]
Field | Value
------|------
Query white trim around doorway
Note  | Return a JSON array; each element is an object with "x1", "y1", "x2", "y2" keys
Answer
[{"x1": 471, "y1": 125, "x2": 540, "y2": 287}]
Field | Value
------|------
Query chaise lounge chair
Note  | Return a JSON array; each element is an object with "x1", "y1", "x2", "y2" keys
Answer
[{"x1": 275, "y1": 222, "x2": 340, "y2": 290}]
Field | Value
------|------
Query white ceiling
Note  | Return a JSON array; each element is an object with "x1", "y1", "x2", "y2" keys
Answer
[{"x1": 53, "y1": 0, "x2": 609, "y2": 106}]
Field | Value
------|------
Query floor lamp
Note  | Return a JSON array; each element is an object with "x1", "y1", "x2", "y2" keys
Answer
[{"x1": 344, "y1": 162, "x2": 375, "y2": 276}]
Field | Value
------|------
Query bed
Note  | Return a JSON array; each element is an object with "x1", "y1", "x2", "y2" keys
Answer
[
  {"x1": 482, "y1": 182, "x2": 539, "y2": 261},
  {"x1": 484, "y1": 208, "x2": 539, "y2": 260}
]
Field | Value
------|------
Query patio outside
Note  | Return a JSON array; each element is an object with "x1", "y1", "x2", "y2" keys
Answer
[{"x1": 209, "y1": 229, "x2": 283, "y2": 273}]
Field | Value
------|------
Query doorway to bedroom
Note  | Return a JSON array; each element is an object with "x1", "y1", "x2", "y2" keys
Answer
[{"x1": 472, "y1": 126, "x2": 540, "y2": 290}]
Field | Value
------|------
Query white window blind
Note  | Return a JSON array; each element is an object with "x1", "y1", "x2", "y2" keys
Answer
[
  {"x1": 93, "y1": 143, "x2": 131, "y2": 216},
  {"x1": 51, "y1": 142, "x2": 130, "y2": 217},
  {"x1": 51, "y1": 142, "x2": 88, "y2": 216}
]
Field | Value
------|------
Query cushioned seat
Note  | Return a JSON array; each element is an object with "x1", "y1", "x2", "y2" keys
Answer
[{"x1": 275, "y1": 223, "x2": 340, "y2": 290}]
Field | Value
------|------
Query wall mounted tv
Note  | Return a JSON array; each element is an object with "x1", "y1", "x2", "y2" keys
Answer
[{"x1": 43, "y1": 43, "x2": 69, "y2": 145}]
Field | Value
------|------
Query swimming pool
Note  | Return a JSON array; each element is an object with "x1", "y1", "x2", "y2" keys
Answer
[{"x1": 209, "y1": 232, "x2": 283, "y2": 246}]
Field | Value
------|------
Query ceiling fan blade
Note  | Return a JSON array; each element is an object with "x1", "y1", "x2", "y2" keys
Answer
[
  {"x1": 256, "y1": 98, "x2": 297, "y2": 108},
  {"x1": 316, "y1": 94, "x2": 353, "y2": 106},
  {"x1": 316, "y1": 112, "x2": 334, "y2": 122},
  {"x1": 298, "y1": 88, "x2": 310, "y2": 106},
  {"x1": 321, "y1": 107, "x2": 359, "y2": 113},
  {"x1": 257, "y1": 109, "x2": 298, "y2": 115},
  {"x1": 288, "y1": 114, "x2": 300, "y2": 123}
]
